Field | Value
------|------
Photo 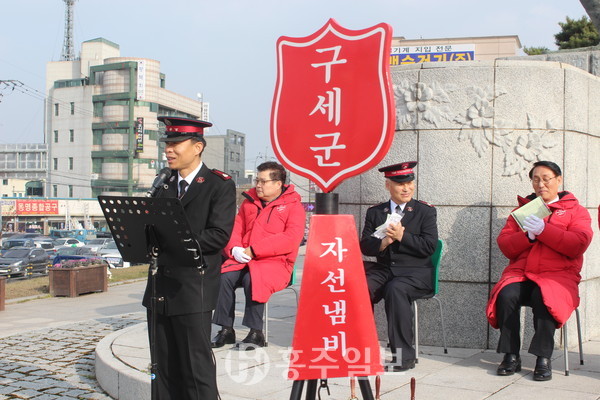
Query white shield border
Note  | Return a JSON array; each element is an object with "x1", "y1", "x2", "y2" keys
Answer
[{"x1": 272, "y1": 21, "x2": 393, "y2": 190}]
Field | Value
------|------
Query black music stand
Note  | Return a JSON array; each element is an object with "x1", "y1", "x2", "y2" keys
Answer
[{"x1": 98, "y1": 195, "x2": 205, "y2": 400}]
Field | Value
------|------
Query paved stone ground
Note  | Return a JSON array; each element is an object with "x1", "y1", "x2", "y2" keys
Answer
[{"x1": 0, "y1": 312, "x2": 145, "y2": 400}]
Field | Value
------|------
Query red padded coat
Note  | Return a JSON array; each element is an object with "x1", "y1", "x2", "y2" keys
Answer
[
  {"x1": 221, "y1": 185, "x2": 306, "y2": 303},
  {"x1": 487, "y1": 192, "x2": 593, "y2": 329}
]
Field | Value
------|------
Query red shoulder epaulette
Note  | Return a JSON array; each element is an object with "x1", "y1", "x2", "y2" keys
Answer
[
  {"x1": 211, "y1": 169, "x2": 232, "y2": 180},
  {"x1": 418, "y1": 200, "x2": 435, "y2": 207}
]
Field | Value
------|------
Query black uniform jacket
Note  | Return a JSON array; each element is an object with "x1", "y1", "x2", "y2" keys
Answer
[
  {"x1": 142, "y1": 163, "x2": 236, "y2": 315},
  {"x1": 360, "y1": 198, "x2": 438, "y2": 290}
]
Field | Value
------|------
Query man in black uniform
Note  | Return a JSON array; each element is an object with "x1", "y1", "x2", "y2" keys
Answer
[
  {"x1": 142, "y1": 116, "x2": 236, "y2": 399},
  {"x1": 360, "y1": 161, "x2": 438, "y2": 371}
]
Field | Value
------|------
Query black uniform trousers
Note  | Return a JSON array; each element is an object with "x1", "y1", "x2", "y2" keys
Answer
[
  {"x1": 366, "y1": 265, "x2": 430, "y2": 363},
  {"x1": 148, "y1": 310, "x2": 216, "y2": 400},
  {"x1": 496, "y1": 280, "x2": 557, "y2": 358},
  {"x1": 213, "y1": 267, "x2": 265, "y2": 331}
]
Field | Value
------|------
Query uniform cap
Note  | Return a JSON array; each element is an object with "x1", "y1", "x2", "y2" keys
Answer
[
  {"x1": 158, "y1": 116, "x2": 212, "y2": 142},
  {"x1": 378, "y1": 161, "x2": 417, "y2": 182}
]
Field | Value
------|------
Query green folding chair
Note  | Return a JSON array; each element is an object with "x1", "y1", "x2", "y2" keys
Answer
[{"x1": 413, "y1": 239, "x2": 448, "y2": 361}]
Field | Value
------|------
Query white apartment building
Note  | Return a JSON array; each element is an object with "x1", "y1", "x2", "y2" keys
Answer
[{"x1": 46, "y1": 38, "x2": 205, "y2": 197}]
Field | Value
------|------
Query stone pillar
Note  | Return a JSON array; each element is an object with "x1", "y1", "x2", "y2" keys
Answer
[{"x1": 338, "y1": 59, "x2": 600, "y2": 349}]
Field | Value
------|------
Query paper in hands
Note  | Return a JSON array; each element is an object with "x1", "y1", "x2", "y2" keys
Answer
[
  {"x1": 510, "y1": 196, "x2": 551, "y2": 232},
  {"x1": 372, "y1": 212, "x2": 403, "y2": 239}
]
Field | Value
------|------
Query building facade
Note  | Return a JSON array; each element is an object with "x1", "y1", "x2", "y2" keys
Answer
[
  {"x1": 202, "y1": 129, "x2": 247, "y2": 185},
  {"x1": 0, "y1": 144, "x2": 47, "y2": 198},
  {"x1": 45, "y1": 38, "x2": 205, "y2": 198}
]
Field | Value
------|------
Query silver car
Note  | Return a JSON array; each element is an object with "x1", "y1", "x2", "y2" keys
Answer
[{"x1": 97, "y1": 241, "x2": 130, "y2": 268}]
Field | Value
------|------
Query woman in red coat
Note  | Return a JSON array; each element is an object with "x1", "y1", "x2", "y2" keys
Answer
[
  {"x1": 211, "y1": 162, "x2": 306, "y2": 349},
  {"x1": 486, "y1": 161, "x2": 593, "y2": 381}
]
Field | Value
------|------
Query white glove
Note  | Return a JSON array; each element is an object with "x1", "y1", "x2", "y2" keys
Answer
[
  {"x1": 232, "y1": 246, "x2": 251, "y2": 263},
  {"x1": 523, "y1": 215, "x2": 545, "y2": 237}
]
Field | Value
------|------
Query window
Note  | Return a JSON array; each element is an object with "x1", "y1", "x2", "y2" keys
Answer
[
  {"x1": 54, "y1": 103, "x2": 59, "y2": 116},
  {"x1": 68, "y1": 185, "x2": 73, "y2": 198},
  {"x1": 53, "y1": 158, "x2": 58, "y2": 170},
  {"x1": 2, "y1": 179, "x2": 7, "y2": 185},
  {"x1": 54, "y1": 130, "x2": 58, "y2": 143},
  {"x1": 53, "y1": 185, "x2": 58, "y2": 197},
  {"x1": 69, "y1": 157, "x2": 73, "y2": 170},
  {"x1": 69, "y1": 129, "x2": 74, "y2": 142},
  {"x1": 93, "y1": 102, "x2": 103, "y2": 117},
  {"x1": 70, "y1": 102, "x2": 75, "y2": 115}
]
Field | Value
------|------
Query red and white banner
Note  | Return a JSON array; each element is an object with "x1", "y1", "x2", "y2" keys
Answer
[
  {"x1": 288, "y1": 215, "x2": 383, "y2": 380},
  {"x1": 271, "y1": 19, "x2": 395, "y2": 192},
  {"x1": 16, "y1": 200, "x2": 59, "y2": 215}
]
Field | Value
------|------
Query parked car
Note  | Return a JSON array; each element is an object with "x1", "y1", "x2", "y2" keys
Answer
[
  {"x1": 32, "y1": 237, "x2": 55, "y2": 253},
  {"x1": 97, "y1": 241, "x2": 130, "y2": 268},
  {"x1": 1, "y1": 238, "x2": 35, "y2": 256},
  {"x1": 84, "y1": 238, "x2": 113, "y2": 254},
  {"x1": 53, "y1": 238, "x2": 85, "y2": 248},
  {"x1": 95, "y1": 231, "x2": 113, "y2": 239},
  {"x1": 0, "y1": 247, "x2": 51, "y2": 278},
  {"x1": 52, "y1": 246, "x2": 101, "y2": 267},
  {"x1": 0, "y1": 232, "x2": 21, "y2": 246}
]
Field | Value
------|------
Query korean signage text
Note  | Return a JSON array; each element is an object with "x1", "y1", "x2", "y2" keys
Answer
[{"x1": 390, "y1": 43, "x2": 475, "y2": 65}]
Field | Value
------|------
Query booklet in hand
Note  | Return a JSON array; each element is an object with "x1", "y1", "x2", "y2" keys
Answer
[{"x1": 510, "y1": 196, "x2": 552, "y2": 232}]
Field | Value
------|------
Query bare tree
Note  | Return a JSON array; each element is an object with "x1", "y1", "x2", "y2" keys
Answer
[{"x1": 580, "y1": 0, "x2": 600, "y2": 32}]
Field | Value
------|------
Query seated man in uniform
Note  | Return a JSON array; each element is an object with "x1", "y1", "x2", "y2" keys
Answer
[
  {"x1": 211, "y1": 162, "x2": 306, "y2": 349},
  {"x1": 360, "y1": 161, "x2": 438, "y2": 371},
  {"x1": 487, "y1": 161, "x2": 593, "y2": 381}
]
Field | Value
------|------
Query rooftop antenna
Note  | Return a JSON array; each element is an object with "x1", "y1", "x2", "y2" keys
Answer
[{"x1": 61, "y1": 0, "x2": 77, "y2": 61}]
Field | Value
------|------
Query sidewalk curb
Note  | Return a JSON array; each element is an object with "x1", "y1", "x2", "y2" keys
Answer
[{"x1": 95, "y1": 322, "x2": 150, "y2": 399}]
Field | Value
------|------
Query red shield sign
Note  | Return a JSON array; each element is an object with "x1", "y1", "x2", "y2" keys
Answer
[{"x1": 271, "y1": 19, "x2": 395, "y2": 192}]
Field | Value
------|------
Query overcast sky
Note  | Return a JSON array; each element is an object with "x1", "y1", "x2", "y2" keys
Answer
[{"x1": 0, "y1": 0, "x2": 588, "y2": 168}]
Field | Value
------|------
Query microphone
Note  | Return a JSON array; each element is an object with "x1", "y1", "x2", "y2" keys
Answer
[{"x1": 146, "y1": 167, "x2": 172, "y2": 197}]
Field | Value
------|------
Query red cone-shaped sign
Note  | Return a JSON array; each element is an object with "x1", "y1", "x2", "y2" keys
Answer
[{"x1": 288, "y1": 215, "x2": 383, "y2": 380}]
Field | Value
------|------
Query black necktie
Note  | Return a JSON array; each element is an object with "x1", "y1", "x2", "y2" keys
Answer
[
  {"x1": 179, "y1": 180, "x2": 188, "y2": 199},
  {"x1": 396, "y1": 205, "x2": 403, "y2": 218}
]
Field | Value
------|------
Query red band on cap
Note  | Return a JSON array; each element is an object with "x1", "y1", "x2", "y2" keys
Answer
[
  {"x1": 165, "y1": 126, "x2": 204, "y2": 133},
  {"x1": 385, "y1": 169, "x2": 414, "y2": 177}
]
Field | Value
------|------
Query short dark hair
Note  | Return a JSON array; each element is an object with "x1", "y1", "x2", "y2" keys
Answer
[
  {"x1": 528, "y1": 161, "x2": 562, "y2": 179},
  {"x1": 189, "y1": 137, "x2": 206, "y2": 156},
  {"x1": 257, "y1": 161, "x2": 286, "y2": 183}
]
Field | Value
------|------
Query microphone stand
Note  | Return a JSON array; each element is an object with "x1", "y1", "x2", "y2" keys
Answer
[{"x1": 146, "y1": 225, "x2": 161, "y2": 400}]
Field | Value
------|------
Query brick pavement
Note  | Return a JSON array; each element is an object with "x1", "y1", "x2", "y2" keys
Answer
[{"x1": 0, "y1": 312, "x2": 145, "y2": 400}]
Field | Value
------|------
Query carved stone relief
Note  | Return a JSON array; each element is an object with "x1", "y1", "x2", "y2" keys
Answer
[{"x1": 394, "y1": 81, "x2": 558, "y2": 179}]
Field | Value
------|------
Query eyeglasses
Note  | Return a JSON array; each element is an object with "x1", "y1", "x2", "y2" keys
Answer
[
  {"x1": 531, "y1": 176, "x2": 557, "y2": 185},
  {"x1": 254, "y1": 178, "x2": 276, "y2": 186}
]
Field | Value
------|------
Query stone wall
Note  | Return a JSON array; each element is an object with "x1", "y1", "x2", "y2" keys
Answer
[{"x1": 338, "y1": 59, "x2": 600, "y2": 350}]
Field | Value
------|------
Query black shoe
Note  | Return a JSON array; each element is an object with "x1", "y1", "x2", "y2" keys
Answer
[
  {"x1": 236, "y1": 329, "x2": 265, "y2": 350},
  {"x1": 533, "y1": 356, "x2": 552, "y2": 381},
  {"x1": 497, "y1": 353, "x2": 521, "y2": 376},
  {"x1": 385, "y1": 358, "x2": 416, "y2": 372},
  {"x1": 211, "y1": 327, "x2": 235, "y2": 348}
]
